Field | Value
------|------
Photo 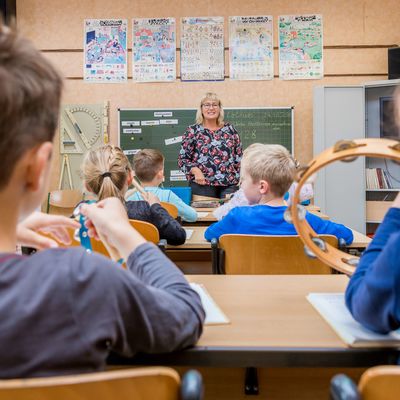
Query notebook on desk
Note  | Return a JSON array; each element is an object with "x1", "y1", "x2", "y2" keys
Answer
[
  {"x1": 184, "y1": 228, "x2": 193, "y2": 240},
  {"x1": 190, "y1": 283, "x2": 230, "y2": 326},
  {"x1": 307, "y1": 293, "x2": 400, "y2": 348},
  {"x1": 196, "y1": 211, "x2": 209, "y2": 218}
]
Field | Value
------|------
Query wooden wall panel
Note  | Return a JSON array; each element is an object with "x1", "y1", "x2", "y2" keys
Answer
[{"x1": 16, "y1": 0, "x2": 399, "y2": 191}]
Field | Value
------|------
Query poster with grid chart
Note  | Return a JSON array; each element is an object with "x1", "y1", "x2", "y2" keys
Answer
[
  {"x1": 229, "y1": 16, "x2": 274, "y2": 80},
  {"x1": 84, "y1": 19, "x2": 127, "y2": 83},
  {"x1": 278, "y1": 14, "x2": 323, "y2": 80},
  {"x1": 180, "y1": 17, "x2": 224, "y2": 81},
  {"x1": 132, "y1": 18, "x2": 176, "y2": 82}
]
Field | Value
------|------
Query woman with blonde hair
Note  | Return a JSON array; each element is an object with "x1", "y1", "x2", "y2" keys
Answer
[
  {"x1": 178, "y1": 92, "x2": 242, "y2": 199},
  {"x1": 82, "y1": 145, "x2": 186, "y2": 245}
]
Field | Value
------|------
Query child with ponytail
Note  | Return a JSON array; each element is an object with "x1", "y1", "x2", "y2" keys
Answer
[{"x1": 82, "y1": 145, "x2": 186, "y2": 245}]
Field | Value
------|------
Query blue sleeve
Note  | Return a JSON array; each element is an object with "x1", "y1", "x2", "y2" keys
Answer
[
  {"x1": 204, "y1": 208, "x2": 240, "y2": 241},
  {"x1": 305, "y1": 212, "x2": 354, "y2": 245},
  {"x1": 167, "y1": 191, "x2": 198, "y2": 222},
  {"x1": 345, "y1": 208, "x2": 400, "y2": 333}
]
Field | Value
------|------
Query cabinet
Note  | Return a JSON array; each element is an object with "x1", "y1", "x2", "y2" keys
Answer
[{"x1": 313, "y1": 80, "x2": 400, "y2": 235}]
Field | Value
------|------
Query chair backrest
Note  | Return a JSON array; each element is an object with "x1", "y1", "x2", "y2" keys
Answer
[
  {"x1": 0, "y1": 367, "x2": 188, "y2": 400},
  {"x1": 218, "y1": 234, "x2": 337, "y2": 274},
  {"x1": 160, "y1": 202, "x2": 179, "y2": 219},
  {"x1": 47, "y1": 190, "x2": 83, "y2": 216},
  {"x1": 331, "y1": 366, "x2": 400, "y2": 400},
  {"x1": 359, "y1": 366, "x2": 400, "y2": 400},
  {"x1": 91, "y1": 219, "x2": 160, "y2": 258}
]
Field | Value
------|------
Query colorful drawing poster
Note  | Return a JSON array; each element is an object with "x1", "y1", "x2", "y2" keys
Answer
[
  {"x1": 278, "y1": 14, "x2": 323, "y2": 80},
  {"x1": 181, "y1": 17, "x2": 224, "y2": 81},
  {"x1": 229, "y1": 16, "x2": 273, "y2": 80},
  {"x1": 84, "y1": 19, "x2": 127, "y2": 83},
  {"x1": 133, "y1": 18, "x2": 176, "y2": 82}
]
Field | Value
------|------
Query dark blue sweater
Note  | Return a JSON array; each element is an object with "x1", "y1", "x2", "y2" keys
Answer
[
  {"x1": 0, "y1": 243, "x2": 204, "y2": 378},
  {"x1": 346, "y1": 207, "x2": 400, "y2": 333},
  {"x1": 204, "y1": 204, "x2": 353, "y2": 244}
]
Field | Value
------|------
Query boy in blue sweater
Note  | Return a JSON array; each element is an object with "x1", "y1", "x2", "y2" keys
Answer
[
  {"x1": 205, "y1": 143, "x2": 353, "y2": 244},
  {"x1": 345, "y1": 194, "x2": 400, "y2": 333},
  {"x1": 345, "y1": 85, "x2": 400, "y2": 333}
]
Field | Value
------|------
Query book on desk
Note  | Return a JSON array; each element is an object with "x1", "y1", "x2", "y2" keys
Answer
[
  {"x1": 308, "y1": 293, "x2": 400, "y2": 348},
  {"x1": 190, "y1": 283, "x2": 230, "y2": 326}
]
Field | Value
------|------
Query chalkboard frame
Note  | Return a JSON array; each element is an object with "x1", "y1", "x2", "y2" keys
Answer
[{"x1": 118, "y1": 107, "x2": 294, "y2": 186}]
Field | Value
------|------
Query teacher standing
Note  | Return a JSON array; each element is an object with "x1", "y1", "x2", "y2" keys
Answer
[{"x1": 178, "y1": 92, "x2": 242, "y2": 199}]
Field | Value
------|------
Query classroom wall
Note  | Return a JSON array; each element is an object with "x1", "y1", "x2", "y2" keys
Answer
[{"x1": 16, "y1": 0, "x2": 400, "y2": 190}]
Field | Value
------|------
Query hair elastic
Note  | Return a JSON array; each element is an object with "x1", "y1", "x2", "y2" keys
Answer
[{"x1": 102, "y1": 172, "x2": 112, "y2": 178}]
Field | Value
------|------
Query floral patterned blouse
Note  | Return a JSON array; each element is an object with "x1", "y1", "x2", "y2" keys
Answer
[{"x1": 178, "y1": 123, "x2": 242, "y2": 187}]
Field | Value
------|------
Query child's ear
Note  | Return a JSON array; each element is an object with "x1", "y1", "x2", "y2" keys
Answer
[
  {"x1": 25, "y1": 142, "x2": 53, "y2": 192},
  {"x1": 127, "y1": 170, "x2": 134, "y2": 185},
  {"x1": 259, "y1": 180, "x2": 269, "y2": 194}
]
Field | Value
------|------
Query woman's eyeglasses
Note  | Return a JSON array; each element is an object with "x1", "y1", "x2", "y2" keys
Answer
[{"x1": 202, "y1": 103, "x2": 220, "y2": 109}]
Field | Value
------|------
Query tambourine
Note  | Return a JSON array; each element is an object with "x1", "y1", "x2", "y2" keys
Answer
[{"x1": 285, "y1": 138, "x2": 400, "y2": 276}]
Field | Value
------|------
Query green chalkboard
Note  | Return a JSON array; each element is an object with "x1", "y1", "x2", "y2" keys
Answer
[{"x1": 118, "y1": 107, "x2": 293, "y2": 186}]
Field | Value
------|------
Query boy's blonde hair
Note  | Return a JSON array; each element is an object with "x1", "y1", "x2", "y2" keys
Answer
[
  {"x1": 195, "y1": 92, "x2": 224, "y2": 126},
  {"x1": 133, "y1": 149, "x2": 164, "y2": 183},
  {"x1": 82, "y1": 145, "x2": 131, "y2": 203},
  {"x1": 241, "y1": 143, "x2": 296, "y2": 197}
]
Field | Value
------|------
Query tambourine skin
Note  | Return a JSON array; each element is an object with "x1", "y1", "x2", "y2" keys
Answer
[{"x1": 289, "y1": 138, "x2": 400, "y2": 276}]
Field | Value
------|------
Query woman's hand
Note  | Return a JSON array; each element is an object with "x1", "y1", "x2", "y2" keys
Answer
[
  {"x1": 17, "y1": 212, "x2": 80, "y2": 250},
  {"x1": 191, "y1": 167, "x2": 206, "y2": 185},
  {"x1": 80, "y1": 197, "x2": 146, "y2": 260}
]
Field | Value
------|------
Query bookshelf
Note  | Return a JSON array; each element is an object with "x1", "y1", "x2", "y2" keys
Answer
[
  {"x1": 364, "y1": 80, "x2": 400, "y2": 235},
  {"x1": 314, "y1": 79, "x2": 400, "y2": 236}
]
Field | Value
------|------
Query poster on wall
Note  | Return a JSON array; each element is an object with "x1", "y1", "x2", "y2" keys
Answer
[
  {"x1": 133, "y1": 18, "x2": 176, "y2": 82},
  {"x1": 229, "y1": 16, "x2": 274, "y2": 80},
  {"x1": 181, "y1": 16, "x2": 224, "y2": 81},
  {"x1": 278, "y1": 14, "x2": 323, "y2": 80},
  {"x1": 84, "y1": 19, "x2": 127, "y2": 83}
]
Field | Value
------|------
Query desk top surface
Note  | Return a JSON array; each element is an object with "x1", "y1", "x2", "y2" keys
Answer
[
  {"x1": 109, "y1": 274, "x2": 398, "y2": 368},
  {"x1": 193, "y1": 205, "x2": 330, "y2": 223},
  {"x1": 188, "y1": 274, "x2": 349, "y2": 349},
  {"x1": 170, "y1": 226, "x2": 371, "y2": 250}
]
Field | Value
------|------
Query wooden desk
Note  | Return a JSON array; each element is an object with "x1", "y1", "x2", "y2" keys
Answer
[
  {"x1": 109, "y1": 275, "x2": 398, "y2": 368},
  {"x1": 189, "y1": 206, "x2": 330, "y2": 225},
  {"x1": 349, "y1": 230, "x2": 371, "y2": 249},
  {"x1": 192, "y1": 207, "x2": 217, "y2": 224},
  {"x1": 169, "y1": 226, "x2": 371, "y2": 251}
]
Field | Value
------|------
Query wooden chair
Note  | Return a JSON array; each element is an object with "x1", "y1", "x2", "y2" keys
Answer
[
  {"x1": 46, "y1": 190, "x2": 82, "y2": 217},
  {"x1": 331, "y1": 366, "x2": 400, "y2": 400},
  {"x1": 91, "y1": 219, "x2": 163, "y2": 258},
  {"x1": 0, "y1": 367, "x2": 203, "y2": 400},
  {"x1": 211, "y1": 234, "x2": 338, "y2": 274},
  {"x1": 160, "y1": 202, "x2": 179, "y2": 219}
]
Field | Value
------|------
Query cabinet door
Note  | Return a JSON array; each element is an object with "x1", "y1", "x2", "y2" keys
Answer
[{"x1": 313, "y1": 86, "x2": 365, "y2": 233}]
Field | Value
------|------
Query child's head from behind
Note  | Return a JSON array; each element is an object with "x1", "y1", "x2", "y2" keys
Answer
[
  {"x1": 133, "y1": 149, "x2": 164, "y2": 184},
  {"x1": 0, "y1": 21, "x2": 63, "y2": 218},
  {"x1": 241, "y1": 143, "x2": 295, "y2": 204},
  {"x1": 82, "y1": 145, "x2": 132, "y2": 203}
]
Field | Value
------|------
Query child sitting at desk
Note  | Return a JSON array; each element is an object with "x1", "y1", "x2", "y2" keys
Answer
[
  {"x1": 82, "y1": 145, "x2": 186, "y2": 245},
  {"x1": 204, "y1": 143, "x2": 353, "y2": 244},
  {"x1": 0, "y1": 22, "x2": 203, "y2": 378},
  {"x1": 127, "y1": 149, "x2": 198, "y2": 222}
]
